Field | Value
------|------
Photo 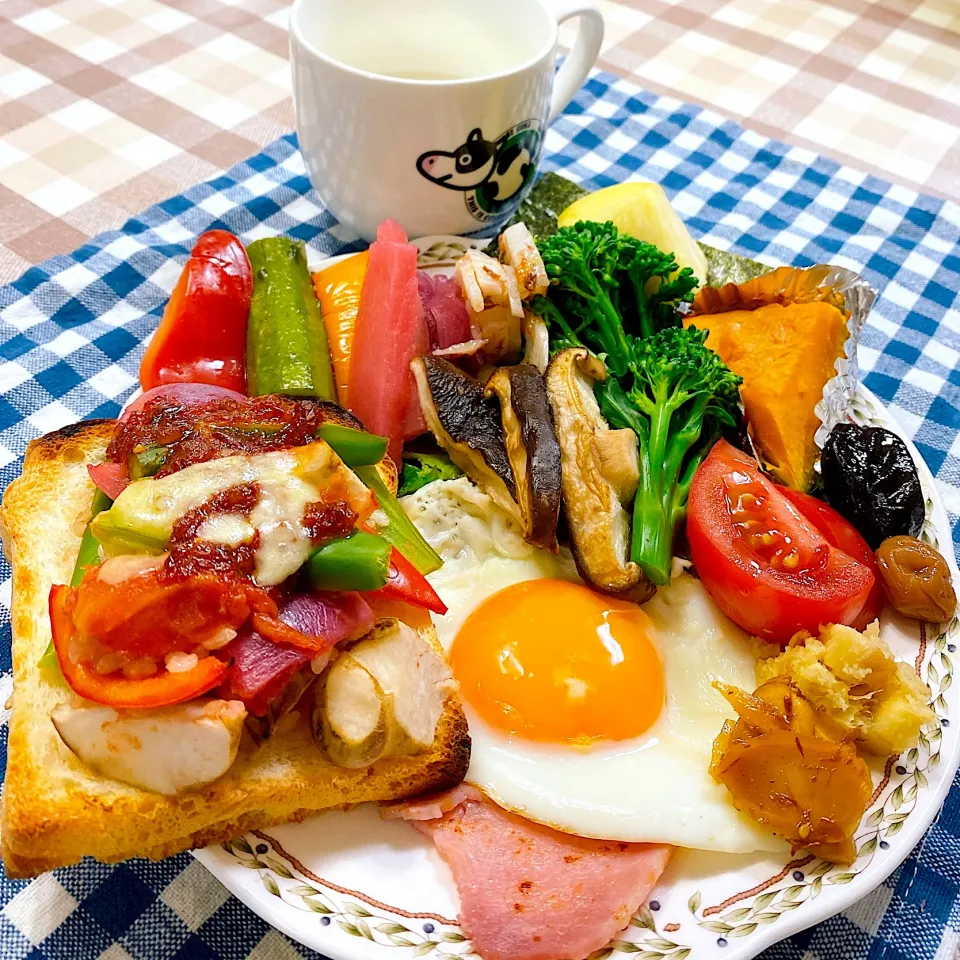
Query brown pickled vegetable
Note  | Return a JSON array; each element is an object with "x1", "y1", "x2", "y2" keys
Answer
[
  {"x1": 876, "y1": 535, "x2": 956, "y2": 622},
  {"x1": 710, "y1": 679, "x2": 872, "y2": 864}
]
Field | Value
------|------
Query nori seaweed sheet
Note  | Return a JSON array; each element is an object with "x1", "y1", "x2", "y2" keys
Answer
[
  {"x1": 489, "y1": 171, "x2": 771, "y2": 287},
  {"x1": 698, "y1": 243, "x2": 769, "y2": 288},
  {"x1": 484, "y1": 172, "x2": 589, "y2": 253}
]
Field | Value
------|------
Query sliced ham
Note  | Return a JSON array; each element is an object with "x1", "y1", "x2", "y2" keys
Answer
[
  {"x1": 395, "y1": 791, "x2": 671, "y2": 960},
  {"x1": 87, "y1": 461, "x2": 129, "y2": 500},
  {"x1": 381, "y1": 784, "x2": 484, "y2": 821},
  {"x1": 349, "y1": 220, "x2": 425, "y2": 461}
]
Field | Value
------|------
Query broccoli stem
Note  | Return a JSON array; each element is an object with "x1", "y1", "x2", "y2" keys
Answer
[{"x1": 631, "y1": 390, "x2": 711, "y2": 585}]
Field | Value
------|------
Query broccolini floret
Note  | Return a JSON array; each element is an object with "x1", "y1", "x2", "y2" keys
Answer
[
  {"x1": 603, "y1": 327, "x2": 742, "y2": 584},
  {"x1": 534, "y1": 220, "x2": 741, "y2": 586}
]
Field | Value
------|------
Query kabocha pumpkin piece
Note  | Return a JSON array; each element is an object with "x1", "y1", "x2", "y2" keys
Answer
[{"x1": 687, "y1": 266, "x2": 851, "y2": 492}]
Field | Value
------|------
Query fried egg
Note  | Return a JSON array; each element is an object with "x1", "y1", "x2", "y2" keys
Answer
[{"x1": 403, "y1": 478, "x2": 786, "y2": 854}]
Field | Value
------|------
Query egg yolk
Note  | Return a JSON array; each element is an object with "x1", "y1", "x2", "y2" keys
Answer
[{"x1": 449, "y1": 579, "x2": 664, "y2": 743}]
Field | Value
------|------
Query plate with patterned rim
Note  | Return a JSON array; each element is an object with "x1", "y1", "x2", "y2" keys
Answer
[{"x1": 194, "y1": 237, "x2": 960, "y2": 960}]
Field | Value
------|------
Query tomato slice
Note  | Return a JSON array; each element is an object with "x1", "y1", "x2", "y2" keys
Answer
[
  {"x1": 50, "y1": 585, "x2": 227, "y2": 708},
  {"x1": 71, "y1": 564, "x2": 273, "y2": 660},
  {"x1": 139, "y1": 230, "x2": 252, "y2": 394},
  {"x1": 778, "y1": 487, "x2": 884, "y2": 630},
  {"x1": 687, "y1": 440, "x2": 875, "y2": 643},
  {"x1": 374, "y1": 548, "x2": 448, "y2": 614}
]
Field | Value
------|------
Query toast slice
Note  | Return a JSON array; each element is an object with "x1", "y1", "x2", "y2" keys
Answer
[{"x1": 0, "y1": 420, "x2": 469, "y2": 877}]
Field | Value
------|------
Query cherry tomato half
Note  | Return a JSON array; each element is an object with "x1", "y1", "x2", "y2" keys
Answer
[
  {"x1": 687, "y1": 440, "x2": 875, "y2": 643},
  {"x1": 778, "y1": 487, "x2": 884, "y2": 630},
  {"x1": 139, "y1": 230, "x2": 252, "y2": 394}
]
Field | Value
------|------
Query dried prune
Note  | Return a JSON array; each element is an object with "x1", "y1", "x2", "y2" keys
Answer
[{"x1": 820, "y1": 423, "x2": 924, "y2": 550}]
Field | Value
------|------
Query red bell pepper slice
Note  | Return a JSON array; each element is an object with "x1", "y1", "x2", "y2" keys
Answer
[
  {"x1": 375, "y1": 548, "x2": 447, "y2": 614},
  {"x1": 139, "y1": 230, "x2": 252, "y2": 394},
  {"x1": 49, "y1": 584, "x2": 227, "y2": 708}
]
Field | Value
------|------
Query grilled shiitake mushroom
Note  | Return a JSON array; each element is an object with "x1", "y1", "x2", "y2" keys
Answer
[
  {"x1": 484, "y1": 365, "x2": 562, "y2": 552},
  {"x1": 545, "y1": 348, "x2": 654, "y2": 604},
  {"x1": 412, "y1": 356, "x2": 563, "y2": 549}
]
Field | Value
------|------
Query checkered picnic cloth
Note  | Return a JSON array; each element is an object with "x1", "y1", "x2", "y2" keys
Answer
[{"x1": 0, "y1": 67, "x2": 959, "y2": 960}]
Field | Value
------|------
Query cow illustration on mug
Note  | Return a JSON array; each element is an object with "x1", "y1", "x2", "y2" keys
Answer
[{"x1": 416, "y1": 121, "x2": 542, "y2": 224}]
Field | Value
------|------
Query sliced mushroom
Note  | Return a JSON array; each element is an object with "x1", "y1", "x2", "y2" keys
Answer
[
  {"x1": 314, "y1": 618, "x2": 456, "y2": 769},
  {"x1": 545, "y1": 348, "x2": 655, "y2": 604},
  {"x1": 522, "y1": 312, "x2": 550, "y2": 374},
  {"x1": 499, "y1": 223, "x2": 549, "y2": 300},
  {"x1": 485, "y1": 366, "x2": 562, "y2": 552},
  {"x1": 51, "y1": 699, "x2": 246, "y2": 795},
  {"x1": 411, "y1": 356, "x2": 520, "y2": 520},
  {"x1": 594, "y1": 429, "x2": 640, "y2": 505}
]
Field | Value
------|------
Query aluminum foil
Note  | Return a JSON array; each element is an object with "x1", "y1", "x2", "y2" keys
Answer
[{"x1": 809, "y1": 264, "x2": 877, "y2": 449}]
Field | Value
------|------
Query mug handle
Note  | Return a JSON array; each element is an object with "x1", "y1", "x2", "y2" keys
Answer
[{"x1": 546, "y1": 0, "x2": 604, "y2": 121}]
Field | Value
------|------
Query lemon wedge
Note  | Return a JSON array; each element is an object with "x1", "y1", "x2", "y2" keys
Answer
[{"x1": 558, "y1": 182, "x2": 707, "y2": 284}]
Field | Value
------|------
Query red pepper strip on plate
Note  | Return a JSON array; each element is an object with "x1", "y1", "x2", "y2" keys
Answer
[
  {"x1": 375, "y1": 548, "x2": 447, "y2": 615},
  {"x1": 49, "y1": 584, "x2": 227, "y2": 708},
  {"x1": 139, "y1": 230, "x2": 252, "y2": 393}
]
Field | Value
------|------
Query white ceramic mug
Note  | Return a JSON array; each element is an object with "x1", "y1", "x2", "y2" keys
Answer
[{"x1": 290, "y1": 0, "x2": 604, "y2": 241}]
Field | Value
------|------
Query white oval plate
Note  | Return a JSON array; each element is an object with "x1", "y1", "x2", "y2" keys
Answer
[{"x1": 194, "y1": 237, "x2": 960, "y2": 960}]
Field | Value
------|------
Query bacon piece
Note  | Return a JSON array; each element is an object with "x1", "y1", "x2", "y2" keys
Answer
[{"x1": 406, "y1": 793, "x2": 671, "y2": 960}]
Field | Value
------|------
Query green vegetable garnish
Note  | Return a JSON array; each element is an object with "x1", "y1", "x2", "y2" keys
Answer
[
  {"x1": 39, "y1": 487, "x2": 114, "y2": 674},
  {"x1": 306, "y1": 530, "x2": 392, "y2": 591},
  {"x1": 534, "y1": 220, "x2": 699, "y2": 375},
  {"x1": 355, "y1": 465, "x2": 442, "y2": 575},
  {"x1": 129, "y1": 445, "x2": 167, "y2": 480},
  {"x1": 398, "y1": 452, "x2": 463, "y2": 497},
  {"x1": 535, "y1": 220, "x2": 741, "y2": 586},
  {"x1": 602, "y1": 327, "x2": 742, "y2": 584},
  {"x1": 318, "y1": 423, "x2": 388, "y2": 466}
]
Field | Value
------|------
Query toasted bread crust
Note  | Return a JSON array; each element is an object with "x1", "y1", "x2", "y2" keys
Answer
[{"x1": 0, "y1": 421, "x2": 468, "y2": 878}]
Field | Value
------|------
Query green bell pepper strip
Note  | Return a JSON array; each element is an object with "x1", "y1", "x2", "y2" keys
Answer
[
  {"x1": 129, "y1": 445, "x2": 168, "y2": 480},
  {"x1": 354, "y1": 465, "x2": 442, "y2": 575},
  {"x1": 305, "y1": 531, "x2": 391, "y2": 592},
  {"x1": 317, "y1": 423, "x2": 387, "y2": 466},
  {"x1": 246, "y1": 237, "x2": 336, "y2": 400},
  {"x1": 38, "y1": 487, "x2": 113, "y2": 673}
]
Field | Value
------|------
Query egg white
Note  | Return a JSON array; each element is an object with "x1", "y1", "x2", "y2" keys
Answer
[{"x1": 403, "y1": 478, "x2": 786, "y2": 855}]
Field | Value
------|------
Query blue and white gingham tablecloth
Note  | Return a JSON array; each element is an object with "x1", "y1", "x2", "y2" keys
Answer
[{"x1": 0, "y1": 68, "x2": 959, "y2": 960}]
